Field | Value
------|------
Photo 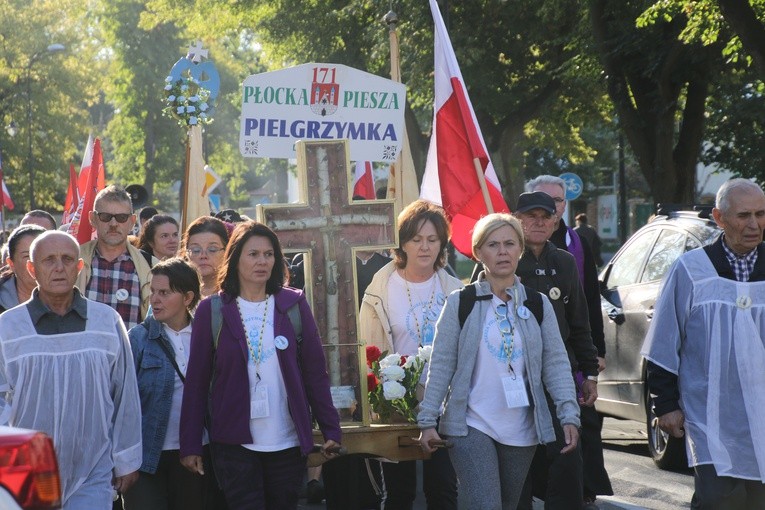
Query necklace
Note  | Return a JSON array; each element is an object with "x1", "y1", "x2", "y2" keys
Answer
[
  {"x1": 494, "y1": 287, "x2": 520, "y2": 374},
  {"x1": 404, "y1": 270, "x2": 438, "y2": 347},
  {"x1": 237, "y1": 295, "x2": 270, "y2": 371}
]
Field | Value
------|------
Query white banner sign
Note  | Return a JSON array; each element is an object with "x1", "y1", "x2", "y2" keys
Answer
[{"x1": 240, "y1": 63, "x2": 407, "y2": 163}]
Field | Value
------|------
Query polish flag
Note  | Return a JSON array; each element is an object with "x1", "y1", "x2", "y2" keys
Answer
[
  {"x1": 0, "y1": 154, "x2": 14, "y2": 211},
  {"x1": 62, "y1": 163, "x2": 79, "y2": 226},
  {"x1": 352, "y1": 161, "x2": 376, "y2": 200},
  {"x1": 421, "y1": 0, "x2": 510, "y2": 256},
  {"x1": 71, "y1": 138, "x2": 105, "y2": 244}
]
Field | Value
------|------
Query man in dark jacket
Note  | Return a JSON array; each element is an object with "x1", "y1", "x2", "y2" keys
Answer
[{"x1": 514, "y1": 191, "x2": 600, "y2": 510}]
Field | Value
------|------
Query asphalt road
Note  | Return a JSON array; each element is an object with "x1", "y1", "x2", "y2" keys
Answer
[{"x1": 298, "y1": 418, "x2": 696, "y2": 510}]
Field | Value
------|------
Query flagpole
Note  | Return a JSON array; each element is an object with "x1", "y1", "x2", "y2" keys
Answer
[
  {"x1": 181, "y1": 130, "x2": 192, "y2": 233},
  {"x1": 473, "y1": 158, "x2": 494, "y2": 214}
]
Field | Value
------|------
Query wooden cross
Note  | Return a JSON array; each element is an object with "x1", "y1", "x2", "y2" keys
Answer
[{"x1": 256, "y1": 140, "x2": 397, "y2": 423}]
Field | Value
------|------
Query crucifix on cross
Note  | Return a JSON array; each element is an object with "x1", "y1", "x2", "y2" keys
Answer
[
  {"x1": 257, "y1": 140, "x2": 397, "y2": 424},
  {"x1": 186, "y1": 40, "x2": 208, "y2": 63}
]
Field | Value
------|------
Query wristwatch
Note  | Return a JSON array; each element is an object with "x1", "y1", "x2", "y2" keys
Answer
[{"x1": 586, "y1": 375, "x2": 598, "y2": 382}]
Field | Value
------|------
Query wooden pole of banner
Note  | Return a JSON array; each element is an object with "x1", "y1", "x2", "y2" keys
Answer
[
  {"x1": 181, "y1": 131, "x2": 192, "y2": 233},
  {"x1": 474, "y1": 157, "x2": 494, "y2": 214}
]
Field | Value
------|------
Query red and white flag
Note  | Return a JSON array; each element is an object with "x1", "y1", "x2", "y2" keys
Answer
[
  {"x1": 352, "y1": 161, "x2": 376, "y2": 200},
  {"x1": 69, "y1": 137, "x2": 105, "y2": 244},
  {"x1": 421, "y1": 0, "x2": 510, "y2": 256},
  {"x1": 62, "y1": 163, "x2": 79, "y2": 226},
  {"x1": 0, "y1": 153, "x2": 14, "y2": 211}
]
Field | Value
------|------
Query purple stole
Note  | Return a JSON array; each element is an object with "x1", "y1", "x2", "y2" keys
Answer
[{"x1": 566, "y1": 226, "x2": 585, "y2": 285}]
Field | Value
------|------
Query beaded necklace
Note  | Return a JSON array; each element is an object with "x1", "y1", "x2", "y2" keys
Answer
[
  {"x1": 494, "y1": 287, "x2": 519, "y2": 375},
  {"x1": 404, "y1": 270, "x2": 438, "y2": 347},
  {"x1": 237, "y1": 295, "x2": 270, "y2": 374}
]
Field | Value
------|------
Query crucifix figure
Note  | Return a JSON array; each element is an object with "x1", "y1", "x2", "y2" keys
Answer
[
  {"x1": 257, "y1": 140, "x2": 396, "y2": 424},
  {"x1": 186, "y1": 40, "x2": 208, "y2": 63}
]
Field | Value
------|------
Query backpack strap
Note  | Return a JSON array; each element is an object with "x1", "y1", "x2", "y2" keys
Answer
[
  {"x1": 287, "y1": 302, "x2": 302, "y2": 345},
  {"x1": 139, "y1": 248, "x2": 154, "y2": 267},
  {"x1": 521, "y1": 284, "x2": 544, "y2": 325},
  {"x1": 458, "y1": 284, "x2": 492, "y2": 328}
]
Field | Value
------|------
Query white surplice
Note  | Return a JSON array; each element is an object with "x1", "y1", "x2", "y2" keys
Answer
[
  {"x1": 642, "y1": 248, "x2": 765, "y2": 481},
  {"x1": 0, "y1": 300, "x2": 142, "y2": 504}
]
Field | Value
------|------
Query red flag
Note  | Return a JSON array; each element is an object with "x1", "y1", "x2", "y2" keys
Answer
[
  {"x1": 421, "y1": 0, "x2": 510, "y2": 256},
  {"x1": 62, "y1": 163, "x2": 79, "y2": 226},
  {"x1": 74, "y1": 138, "x2": 105, "y2": 244},
  {"x1": 352, "y1": 161, "x2": 376, "y2": 200},
  {"x1": 0, "y1": 154, "x2": 14, "y2": 211}
]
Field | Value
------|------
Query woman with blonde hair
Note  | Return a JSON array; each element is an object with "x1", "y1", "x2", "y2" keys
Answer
[{"x1": 418, "y1": 213, "x2": 579, "y2": 510}]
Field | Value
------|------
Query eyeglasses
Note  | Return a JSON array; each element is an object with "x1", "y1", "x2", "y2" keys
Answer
[
  {"x1": 186, "y1": 246, "x2": 223, "y2": 257},
  {"x1": 495, "y1": 303, "x2": 513, "y2": 335},
  {"x1": 95, "y1": 212, "x2": 131, "y2": 223}
]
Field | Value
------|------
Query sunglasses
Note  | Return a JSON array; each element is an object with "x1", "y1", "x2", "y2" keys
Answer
[
  {"x1": 95, "y1": 212, "x2": 132, "y2": 223},
  {"x1": 495, "y1": 303, "x2": 514, "y2": 335}
]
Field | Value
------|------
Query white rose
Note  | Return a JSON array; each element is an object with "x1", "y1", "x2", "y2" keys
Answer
[
  {"x1": 417, "y1": 345, "x2": 433, "y2": 363},
  {"x1": 187, "y1": 105, "x2": 196, "y2": 113},
  {"x1": 402, "y1": 356, "x2": 416, "y2": 369},
  {"x1": 382, "y1": 381, "x2": 406, "y2": 400},
  {"x1": 380, "y1": 365, "x2": 405, "y2": 382},
  {"x1": 164, "y1": 84, "x2": 172, "y2": 91},
  {"x1": 176, "y1": 106, "x2": 185, "y2": 114},
  {"x1": 189, "y1": 116, "x2": 198, "y2": 125},
  {"x1": 379, "y1": 353, "x2": 402, "y2": 369}
]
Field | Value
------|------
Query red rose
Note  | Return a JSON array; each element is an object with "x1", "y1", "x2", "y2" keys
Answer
[
  {"x1": 400, "y1": 355, "x2": 407, "y2": 366},
  {"x1": 367, "y1": 373, "x2": 379, "y2": 392},
  {"x1": 366, "y1": 345, "x2": 382, "y2": 367}
]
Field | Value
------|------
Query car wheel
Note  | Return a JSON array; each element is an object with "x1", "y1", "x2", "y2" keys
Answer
[{"x1": 645, "y1": 394, "x2": 687, "y2": 470}]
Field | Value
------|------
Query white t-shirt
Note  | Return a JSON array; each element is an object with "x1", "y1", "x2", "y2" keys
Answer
[
  {"x1": 387, "y1": 271, "x2": 446, "y2": 355},
  {"x1": 466, "y1": 295, "x2": 538, "y2": 447},
  {"x1": 237, "y1": 296, "x2": 299, "y2": 452},
  {"x1": 161, "y1": 323, "x2": 192, "y2": 450}
]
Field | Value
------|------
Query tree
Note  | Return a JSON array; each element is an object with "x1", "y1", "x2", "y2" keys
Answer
[
  {"x1": 590, "y1": 0, "x2": 722, "y2": 204},
  {"x1": 143, "y1": 0, "x2": 609, "y2": 205}
]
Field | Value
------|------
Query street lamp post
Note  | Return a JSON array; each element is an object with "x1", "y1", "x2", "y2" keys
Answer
[{"x1": 26, "y1": 43, "x2": 65, "y2": 211}]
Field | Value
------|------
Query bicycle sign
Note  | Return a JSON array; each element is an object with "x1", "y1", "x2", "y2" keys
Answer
[{"x1": 559, "y1": 172, "x2": 583, "y2": 200}]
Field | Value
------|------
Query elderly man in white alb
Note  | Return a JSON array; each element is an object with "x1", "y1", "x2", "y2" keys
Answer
[
  {"x1": 0, "y1": 231, "x2": 141, "y2": 509},
  {"x1": 643, "y1": 178, "x2": 765, "y2": 509}
]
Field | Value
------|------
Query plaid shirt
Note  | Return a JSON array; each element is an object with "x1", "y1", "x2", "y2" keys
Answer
[
  {"x1": 722, "y1": 235, "x2": 758, "y2": 282},
  {"x1": 85, "y1": 249, "x2": 142, "y2": 330}
]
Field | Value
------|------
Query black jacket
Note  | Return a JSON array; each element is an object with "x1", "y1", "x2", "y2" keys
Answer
[{"x1": 517, "y1": 241, "x2": 599, "y2": 377}]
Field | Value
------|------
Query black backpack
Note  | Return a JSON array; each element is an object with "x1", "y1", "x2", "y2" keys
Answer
[{"x1": 458, "y1": 283, "x2": 543, "y2": 328}]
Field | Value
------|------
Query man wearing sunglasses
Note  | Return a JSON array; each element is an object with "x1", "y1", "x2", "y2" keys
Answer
[
  {"x1": 513, "y1": 190, "x2": 600, "y2": 510},
  {"x1": 75, "y1": 185, "x2": 156, "y2": 331}
]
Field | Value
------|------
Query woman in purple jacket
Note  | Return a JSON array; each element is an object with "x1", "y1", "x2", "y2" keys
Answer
[{"x1": 179, "y1": 221, "x2": 342, "y2": 509}]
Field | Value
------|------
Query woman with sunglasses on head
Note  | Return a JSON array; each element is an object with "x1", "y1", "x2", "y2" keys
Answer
[
  {"x1": 138, "y1": 215, "x2": 180, "y2": 261},
  {"x1": 179, "y1": 221, "x2": 341, "y2": 509},
  {"x1": 417, "y1": 213, "x2": 579, "y2": 510},
  {"x1": 181, "y1": 217, "x2": 230, "y2": 298},
  {"x1": 359, "y1": 199, "x2": 463, "y2": 510},
  {"x1": 124, "y1": 257, "x2": 217, "y2": 510},
  {"x1": 0, "y1": 225, "x2": 46, "y2": 313}
]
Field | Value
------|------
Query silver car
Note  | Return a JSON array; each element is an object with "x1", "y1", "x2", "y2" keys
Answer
[{"x1": 595, "y1": 207, "x2": 720, "y2": 469}]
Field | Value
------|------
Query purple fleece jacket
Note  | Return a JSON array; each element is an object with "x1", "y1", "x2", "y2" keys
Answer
[{"x1": 180, "y1": 287, "x2": 341, "y2": 457}]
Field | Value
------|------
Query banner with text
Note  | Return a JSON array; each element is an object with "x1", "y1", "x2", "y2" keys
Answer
[{"x1": 240, "y1": 64, "x2": 407, "y2": 163}]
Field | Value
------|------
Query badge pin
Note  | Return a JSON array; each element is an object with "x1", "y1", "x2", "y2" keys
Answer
[
  {"x1": 436, "y1": 295, "x2": 446, "y2": 306},
  {"x1": 517, "y1": 306, "x2": 531, "y2": 320},
  {"x1": 115, "y1": 288, "x2": 129, "y2": 302},
  {"x1": 736, "y1": 295, "x2": 752, "y2": 309},
  {"x1": 274, "y1": 335, "x2": 289, "y2": 350},
  {"x1": 548, "y1": 287, "x2": 561, "y2": 300}
]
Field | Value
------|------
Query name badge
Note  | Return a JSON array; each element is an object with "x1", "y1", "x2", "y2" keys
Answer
[
  {"x1": 502, "y1": 376, "x2": 530, "y2": 409},
  {"x1": 548, "y1": 287, "x2": 561, "y2": 300},
  {"x1": 250, "y1": 385, "x2": 270, "y2": 419}
]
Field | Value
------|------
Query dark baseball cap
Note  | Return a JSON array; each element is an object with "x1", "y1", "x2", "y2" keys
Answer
[{"x1": 515, "y1": 191, "x2": 556, "y2": 215}]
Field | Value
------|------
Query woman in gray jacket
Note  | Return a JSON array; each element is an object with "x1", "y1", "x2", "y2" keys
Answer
[{"x1": 418, "y1": 213, "x2": 579, "y2": 510}]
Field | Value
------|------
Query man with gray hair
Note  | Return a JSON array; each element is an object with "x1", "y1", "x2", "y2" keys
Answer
[
  {"x1": 643, "y1": 178, "x2": 765, "y2": 508},
  {"x1": 0, "y1": 230, "x2": 141, "y2": 508},
  {"x1": 75, "y1": 185, "x2": 155, "y2": 330}
]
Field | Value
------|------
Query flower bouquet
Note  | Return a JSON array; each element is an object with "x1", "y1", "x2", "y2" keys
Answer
[
  {"x1": 366, "y1": 345, "x2": 432, "y2": 424},
  {"x1": 162, "y1": 75, "x2": 214, "y2": 127}
]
